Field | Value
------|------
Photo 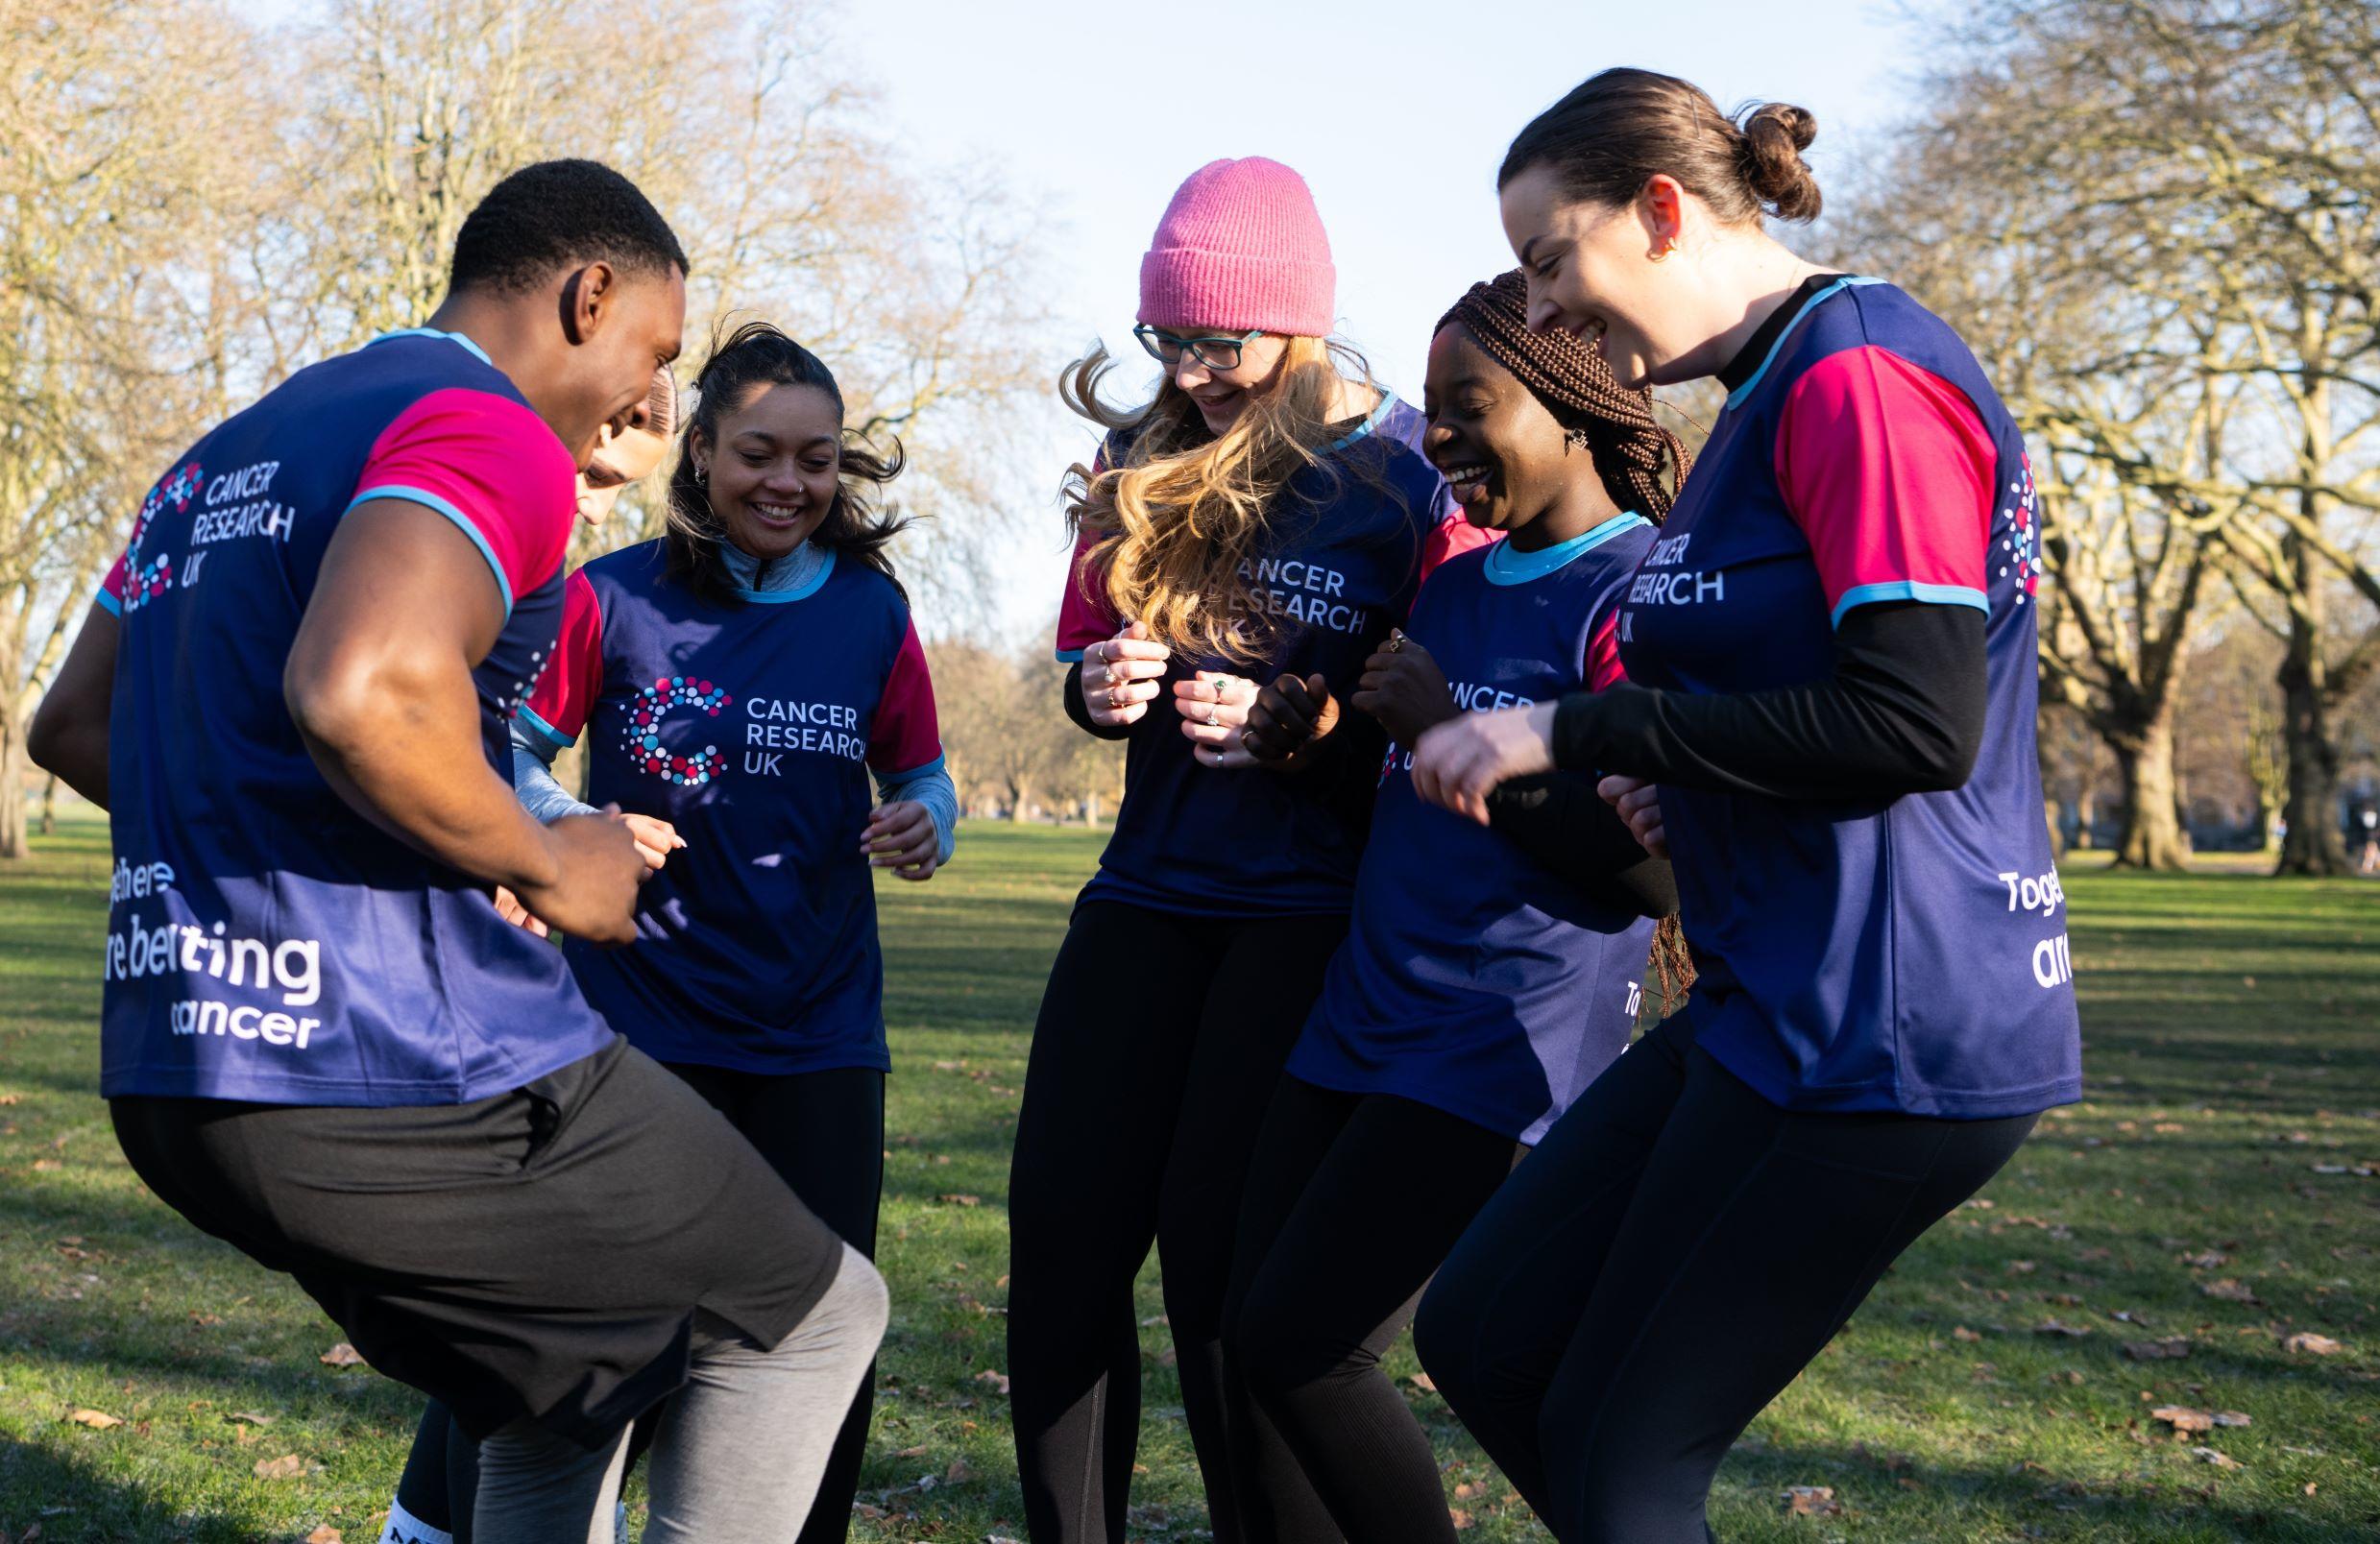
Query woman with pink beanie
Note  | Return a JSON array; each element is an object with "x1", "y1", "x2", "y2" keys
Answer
[{"x1": 1007, "y1": 157, "x2": 1477, "y2": 1544}]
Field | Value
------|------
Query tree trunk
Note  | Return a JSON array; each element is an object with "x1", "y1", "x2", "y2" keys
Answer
[
  {"x1": 0, "y1": 618, "x2": 26, "y2": 860},
  {"x1": 39, "y1": 772, "x2": 58, "y2": 835},
  {"x1": 2275, "y1": 527, "x2": 2350, "y2": 875},
  {"x1": 2110, "y1": 710, "x2": 2192, "y2": 870},
  {"x1": 2276, "y1": 649, "x2": 2348, "y2": 875},
  {"x1": 2073, "y1": 785, "x2": 2096, "y2": 849}
]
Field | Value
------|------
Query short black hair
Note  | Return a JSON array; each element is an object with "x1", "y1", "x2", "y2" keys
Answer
[{"x1": 449, "y1": 158, "x2": 689, "y2": 296}]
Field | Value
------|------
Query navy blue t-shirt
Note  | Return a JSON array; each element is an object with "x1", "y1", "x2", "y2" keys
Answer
[
  {"x1": 1615, "y1": 278, "x2": 2080, "y2": 1118},
  {"x1": 521, "y1": 541, "x2": 943, "y2": 1074},
  {"x1": 1291, "y1": 516, "x2": 1658, "y2": 1143},
  {"x1": 1054, "y1": 395, "x2": 1478, "y2": 916},
  {"x1": 97, "y1": 329, "x2": 615, "y2": 1105}
]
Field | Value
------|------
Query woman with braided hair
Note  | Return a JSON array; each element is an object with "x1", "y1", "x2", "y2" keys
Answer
[
  {"x1": 1408, "y1": 67, "x2": 2077, "y2": 1543},
  {"x1": 1214, "y1": 269, "x2": 1687, "y2": 1544}
]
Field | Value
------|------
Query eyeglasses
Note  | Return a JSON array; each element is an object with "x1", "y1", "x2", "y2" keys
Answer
[{"x1": 1133, "y1": 324, "x2": 1265, "y2": 372}]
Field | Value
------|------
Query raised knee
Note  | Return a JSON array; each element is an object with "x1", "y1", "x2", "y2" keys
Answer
[{"x1": 1411, "y1": 1274, "x2": 1478, "y2": 1409}]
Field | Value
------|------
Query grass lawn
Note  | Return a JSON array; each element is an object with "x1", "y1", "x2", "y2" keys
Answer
[{"x1": 2, "y1": 817, "x2": 2374, "y2": 1542}]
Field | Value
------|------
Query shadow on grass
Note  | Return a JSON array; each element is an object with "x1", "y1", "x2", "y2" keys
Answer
[
  {"x1": 0, "y1": 1436, "x2": 253, "y2": 1544},
  {"x1": 1729, "y1": 1435, "x2": 2359, "y2": 1543}
]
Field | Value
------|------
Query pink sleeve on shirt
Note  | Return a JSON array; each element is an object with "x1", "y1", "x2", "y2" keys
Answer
[
  {"x1": 350, "y1": 387, "x2": 578, "y2": 614},
  {"x1": 95, "y1": 552, "x2": 129, "y2": 616},
  {"x1": 1584, "y1": 606, "x2": 1627, "y2": 692},
  {"x1": 1774, "y1": 346, "x2": 1994, "y2": 626},
  {"x1": 869, "y1": 616, "x2": 944, "y2": 774},
  {"x1": 1421, "y1": 509, "x2": 1497, "y2": 585},
  {"x1": 522, "y1": 569, "x2": 605, "y2": 747},
  {"x1": 1055, "y1": 526, "x2": 1123, "y2": 661}
]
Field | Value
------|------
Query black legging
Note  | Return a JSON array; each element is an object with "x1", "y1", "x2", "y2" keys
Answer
[
  {"x1": 1223, "y1": 1077, "x2": 1518, "y2": 1544},
  {"x1": 394, "y1": 1063, "x2": 886, "y2": 1544},
  {"x1": 1008, "y1": 901, "x2": 1350, "y2": 1544},
  {"x1": 1413, "y1": 1012, "x2": 2034, "y2": 1543}
]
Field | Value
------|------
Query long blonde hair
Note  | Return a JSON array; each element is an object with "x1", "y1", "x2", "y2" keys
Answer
[{"x1": 1061, "y1": 336, "x2": 1381, "y2": 664}]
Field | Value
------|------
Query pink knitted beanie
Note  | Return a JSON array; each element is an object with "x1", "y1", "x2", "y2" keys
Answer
[{"x1": 1138, "y1": 157, "x2": 1336, "y2": 339}]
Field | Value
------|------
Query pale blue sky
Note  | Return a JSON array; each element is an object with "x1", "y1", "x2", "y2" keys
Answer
[
  {"x1": 831, "y1": 0, "x2": 1928, "y2": 633},
  {"x1": 251, "y1": 0, "x2": 1931, "y2": 634}
]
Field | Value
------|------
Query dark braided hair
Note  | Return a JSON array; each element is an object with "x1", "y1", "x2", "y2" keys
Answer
[
  {"x1": 1435, "y1": 270, "x2": 1689, "y2": 521},
  {"x1": 1439, "y1": 270, "x2": 1698, "y2": 1013}
]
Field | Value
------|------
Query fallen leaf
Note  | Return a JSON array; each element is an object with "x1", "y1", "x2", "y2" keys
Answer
[
  {"x1": 1782, "y1": 1484, "x2": 1841, "y2": 1517},
  {"x1": 2283, "y1": 1333, "x2": 2342, "y2": 1356},
  {"x1": 2199, "y1": 1279, "x2": 2259, "y2": 1304},
  {"x1": 225, "y1": 1411, "x2": 272, "y2": 1426},
  {"x1": 944, "y1": 1459, "x2": 972, "y2": 1483},
  {"x1": 2150, "y1": 1405, "x2": 2213, "y2": 1433},
  {"x1": 306, "y1": 1528, "x2": 344, "y2": 1543},
  {"x1": 1408, "y1": 1371, "x2": 1438, "y2": 1393},
  {"x1": 65, "y1": 1409, "x2": 122, "y2": 1430},
  {"x1": 2007, "y1": 1260, "x2": 2037, "y2": 1275},
  {"x1": 853, "y1": 1504, "x2": 886, "y2": 1520},
  {"x1": 934, "y1": 1194, "x2": 981, "y2": 1208},
  {"x1": 2034, "y1": 1319, "x2": 2092, "y2": 1338},
  {"x1": 2123, "y1": 1339, "x2": 2192, "y2": 1361},
  {"x1": 1953, "y1": 1326, "x2": 1984, "y2": 1343},
  {"x1": 2178, "y1": 1251, "x2": 2229, "y2": 1269},
  {"x1": 1447, "y1": 1508, "x2": 1473, "y2": 1531},
  {"x1": 318, "y1": 1343, "x2": 365, "y2": 1367},
  {"x1": 973, "y1": 1368, "x2": 1010, "y2": 1395},
  {"x1": 1452, "y1": 1482, "x2": 1484, "y2": 1501},
  {"x1": 894, "y1": 1444, "x2": 928, "y2": 1459},
  {"x1": 2211, "y1": 1411, "x2": 2251, "y2": 1428},
  {"x1": 2189, "y1": 1446, "x2": 2242, "y2": 1470},
  {"x1": 253, "y1": 1453, "x2": 304, "y2": 1480}
]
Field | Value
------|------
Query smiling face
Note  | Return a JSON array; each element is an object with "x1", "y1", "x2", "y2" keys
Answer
[
  {"x1": 693, "y1": 380, "x2": 843, "y2": 563},
  {"x1": 575, "y1": 365, "x2": 675, "y2": 525},
  {"x1": 1423, "y1": 322, "x2": 1615, "y2": 545},
  {"x1": 553, "y1": 263, "x2": 688, "y2": 469},
  {"x1": 1152, "y1": 328, "x2": 1293, "y2": 434},
  {"x1": 1500, "y1": 162, "x2": 1701, "y2": 391}
]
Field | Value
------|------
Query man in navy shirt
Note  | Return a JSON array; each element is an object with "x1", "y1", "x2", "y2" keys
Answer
[{"x1": 32, "y1": 160, "x2": 886, "y2": 1544}]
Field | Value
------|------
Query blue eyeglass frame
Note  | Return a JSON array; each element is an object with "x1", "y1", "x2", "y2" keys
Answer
[{"x1": 1132, "y1": 323, "x2": 1266, "y2": 371}]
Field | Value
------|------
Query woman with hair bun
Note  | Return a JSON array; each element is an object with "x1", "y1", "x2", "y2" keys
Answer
[{"x1": 1408, "y1": 67, "x2": 2079, "y2": 1541}]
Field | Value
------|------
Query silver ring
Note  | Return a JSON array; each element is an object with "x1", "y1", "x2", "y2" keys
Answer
[{"x1": 1203, "y1": 704, "x2": 1220, "y2": 726}]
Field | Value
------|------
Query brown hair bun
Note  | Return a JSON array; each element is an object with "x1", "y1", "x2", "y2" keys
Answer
[{"x1": 1736, "y1": 102, "x2": 1822, "y2": 221}]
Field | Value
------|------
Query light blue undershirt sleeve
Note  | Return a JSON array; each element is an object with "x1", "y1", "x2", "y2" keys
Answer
[
  {"x1": 509, "y1": 717, "x2": 598, "y2": 824},
  {"x1": 873, "y1": 754, "x2": 958, "y2": 868}
]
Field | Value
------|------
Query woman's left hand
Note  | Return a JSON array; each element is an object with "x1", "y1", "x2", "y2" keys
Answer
[
  {"x1": 1409, "y1": 700, "x2": 1560, "y2": 824},
  {"x1": 862, "y1": 800, "x2": 940, "y2": 881},
  {"x1": 1175, "y1": 672, "x2": 1261, "y2": 768}
]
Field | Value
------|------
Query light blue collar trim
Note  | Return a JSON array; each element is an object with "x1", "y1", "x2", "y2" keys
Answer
[
  {"x1": 367, "y1": 326, "x2": 495, "y2": 369},
  {"x1": 1725, "y1": 276, "x2": 1886, "y2": 409},
  {"x1": 1325, "y1": 389, "x2": 1398, "y2": 453},
  {"x1": 729, "y1": 544, "x2": 836, "y2": 603},
  {"x1": 1483, "y1": 512, "x2": 1651, "y2": 586}
]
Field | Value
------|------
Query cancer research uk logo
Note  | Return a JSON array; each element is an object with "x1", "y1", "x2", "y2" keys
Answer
[
  {"x1": 120, "y1": 460, "x2": 204, "y2": 614},
  {"x1": 621, "y1": 674, "x2": 734, "y2": 785},
  {"x1": 2002, "y1": 453, "x2": 2042, "y2": 605}
]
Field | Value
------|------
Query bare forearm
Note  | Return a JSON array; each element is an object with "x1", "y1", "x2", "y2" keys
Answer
[
  {"x1": 28, "y1": 603, "x2": 119, "y2": 809},
  {"x1": 287, "y1": 650, "x2": 557, "y2": 893}
]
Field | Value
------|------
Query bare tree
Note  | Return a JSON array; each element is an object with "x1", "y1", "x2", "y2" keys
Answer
[
  {"x1": 0, "y1": 0, "x2": 267, "y2": 856},
  {"x1": 1837, "y1": 0, "x2": 2379, "y2": 870}
]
